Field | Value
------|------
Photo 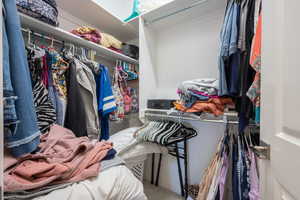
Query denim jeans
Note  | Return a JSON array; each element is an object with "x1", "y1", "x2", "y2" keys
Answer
[
  {"x1": 48, "y1": 72, "x2": 66, "y2": 126},
  {"x1": 3, "y1": 18, "x2": 18, "y2": 134},
  {"x1": 219, "y1": 0, "x2": 239, "y2": 96},
  {"x1": 3, "y1": 0, "x2": 40, "y2": 157}
]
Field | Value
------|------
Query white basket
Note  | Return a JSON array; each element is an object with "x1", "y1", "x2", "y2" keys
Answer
[{"x1": 125, "y1": 155, "x2": 147, "y2": 182}]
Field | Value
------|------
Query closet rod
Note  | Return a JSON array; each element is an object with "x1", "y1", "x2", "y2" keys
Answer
[
  {"x1": 21, "y1": 28, "x2": 63, "y2": 45},
  {"x1": 144, "y1": 0, "x2": 208, "y2": 26},
  {"x1": 144, "y1": 112, "x2": 258, "y2": 126},
  {"x1": 145, "y1": 112, "x2": 225, "y2": 123}
]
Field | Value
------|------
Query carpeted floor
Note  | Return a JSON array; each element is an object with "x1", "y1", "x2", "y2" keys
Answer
[{"x1": 144, "y1": 182, "x2": 184, "y2": 200}]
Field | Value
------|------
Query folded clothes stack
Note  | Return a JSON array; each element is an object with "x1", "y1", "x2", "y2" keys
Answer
[
  {"x1": 16, "y1": 0, "x2": 59, "y2": 26},
  {"x1": 71, "y1": 26, "x2": 122, "y2": 52},
  {"x1": 71, "y1": 26, "x2": 102, "y2": 44},
  {"x1": 175, "y1": 78, "x2": 234, "y2": 116}
]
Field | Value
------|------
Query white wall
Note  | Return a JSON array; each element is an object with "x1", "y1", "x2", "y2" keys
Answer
[
  {"x1": 93, "y1": 0, "x2": 133, "y2": 21},
  {"x1": 139, "y1": 3, "x2": 225, "y2": 113},
  {"x1": 139, "y1": 0, "x2": 227, "y2": 194}
]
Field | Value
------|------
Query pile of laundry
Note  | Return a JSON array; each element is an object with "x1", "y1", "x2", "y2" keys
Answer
[
  {"x1": 4, "y1": 125, "x2": 114, "y2": 192},
  {"x1": 175, "y1": 78, "x2": 234, "y2": 116}
]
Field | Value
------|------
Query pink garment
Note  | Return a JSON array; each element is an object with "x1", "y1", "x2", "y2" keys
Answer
[
  {"x1": 249, "y1": 151, "x2": 261, "y2": 200},
  {"x1": 218, "y1": 152, "x2": 229, "y2": 200},
  {"x1": 4, "y1": 125, "x2": 113, "y2": 192},
  {"x1": 189, "y1": 90, "x2": 219, "y2": 98}
]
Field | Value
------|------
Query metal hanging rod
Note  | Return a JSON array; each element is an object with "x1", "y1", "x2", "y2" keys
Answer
[
  {"x1": 22, "y1": 28, "x2": 64, "y2": 45},
  {"x1": 144, "y1": 110, "x2": 258, "y2": 126},
  {"x1": 144, "y1": 0, "x2": 208, "y2": 26}
]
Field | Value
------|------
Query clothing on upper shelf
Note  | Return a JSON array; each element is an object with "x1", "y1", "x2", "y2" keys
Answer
[
  {"x1": 4, "y1": 125, "x2": 113, "y2": 192},
  {"x1": 174, "y1": 98, "x2": 234, "y2": 116},
  {"x1": 3, "y1": 0, "x2": 41, "y2": 158},
  {"x1": 71, "y1": 26, "x2": 123, "y2": 51},
  {"x1": 100, "y1": 32, "x2": 122, "y2": 50},
  {"x1": 71, "y1": 27, "x2": 102, "y2": 44},
  {"x1": 177, "y1": 78, "x2": 220, "y2": 108},
  {"x1": 16, "y1": 0, "x2": 59, "y2": 26}
]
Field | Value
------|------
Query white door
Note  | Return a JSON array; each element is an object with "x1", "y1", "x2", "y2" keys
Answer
[{"x1": 261, "y1": 0, "x2": 300, "y2": 199}]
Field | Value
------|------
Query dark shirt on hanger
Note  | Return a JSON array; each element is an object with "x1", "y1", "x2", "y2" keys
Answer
[{"x1": 64, "y1": 60, "x2": 88, "y2": 137}]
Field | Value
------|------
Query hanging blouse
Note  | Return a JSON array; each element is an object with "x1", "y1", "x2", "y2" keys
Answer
[
  {"x1": 32, "y1": 81, "x2": 56, "y2": 133},
  {"x1": 247, "y1": 14, "x2": 261, "y2": 103}
]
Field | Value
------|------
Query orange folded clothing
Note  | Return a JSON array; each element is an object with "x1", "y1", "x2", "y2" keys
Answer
[
  {"x1": 174, "y1": 98, "x2": 234, "y2": 116},
  {"x1": 4, "y1": 125, "x2": 113, "y2": 192}
]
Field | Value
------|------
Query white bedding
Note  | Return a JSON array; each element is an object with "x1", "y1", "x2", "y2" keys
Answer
[
  {"x1": 33, "y1": 165, "x2": 147, "y2": 200},
  {"x1": 109, "y1": 127, "x2": 168, "y2": 161},
  {"x1": 30, "y1": 127, "x2": 167, "y2": 200}
]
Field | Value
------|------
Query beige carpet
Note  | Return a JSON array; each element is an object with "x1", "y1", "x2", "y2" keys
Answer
[{"x1": 144, "y1": 182, "x2": 184, "y2": 200}]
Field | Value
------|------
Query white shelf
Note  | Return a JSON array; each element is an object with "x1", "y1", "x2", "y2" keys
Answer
[
  {"x1": 20, "y1": 14, "x2": 139, "y2": 64},
  {"x1": 56, "y1": 0, "x2": 138, "y2": 42},
  {"x1": 141, "y1": 0, "x2": 224, "y2": 29}
]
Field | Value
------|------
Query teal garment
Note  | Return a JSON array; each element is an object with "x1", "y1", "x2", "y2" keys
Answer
[
  {"x1": 255, "y1": 107, "x2": 260, "y2": 124},
  {"x1": 124, "y1": 0, "x2": 140, "y2": 22}
]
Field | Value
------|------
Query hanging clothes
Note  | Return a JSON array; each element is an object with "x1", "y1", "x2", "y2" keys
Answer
[
  {"x1": 27, "y1": 47, "x2": 57, "y2": 134},
  {"x1": 64, "y1": 59, "x2": 88, "y2": 137},
  {"x1": 218, "y1": 0, "x2": 239, "y2": 96},
  {"x1": 135, "y1": 121, "x2": 197, "y2": 145},
  {"x1": 47, "y1": 49, "x2": 68, "y2": 125},
  {"x1": 236, "y1": 0, "x2": 257, "y2": 132},
  {"x1": 110, "y1": 65, "x2": 126, "y2": 121},
  {"x1": 3, "y1": 17, "x2": 19, "y2": 138},
  {"x1": 76, "y1": 59, "x2": 100, "y2": 137},
  {"x1": 3, "y1": 0, "x2": 40, "y2": 158},
  {"x1": 218, "y1": 0, "x2": 260, "y2": 133},
  {"x1": 197, "y1": 125, "x2": 260, "y2": 200},
  {"x1": 32, "y1": 80, "x2": 57, "y2": 133},
  {"x1": 95, "y1": 64, "x2": 117, "y2": 140},
  {"x1": 247, "y1": 14, "x2": 262, "y2": 124}
]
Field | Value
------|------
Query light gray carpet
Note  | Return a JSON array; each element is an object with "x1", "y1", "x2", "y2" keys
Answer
[{"x1": 144, "y1": 182, "x2": 184, "y2": 200}]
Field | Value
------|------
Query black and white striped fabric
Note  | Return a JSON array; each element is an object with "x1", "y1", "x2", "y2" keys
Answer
[
  {"x1": 33, "y1": 81, "x2": 56, "y2": 133},
  {"x1": 135, "y1": 121, "x2": 197, "y2": 145}
]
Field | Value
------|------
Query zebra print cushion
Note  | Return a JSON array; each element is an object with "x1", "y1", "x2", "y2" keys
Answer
[{"x1": 33, "y1": 81, "x2": 56, "y2": 133}]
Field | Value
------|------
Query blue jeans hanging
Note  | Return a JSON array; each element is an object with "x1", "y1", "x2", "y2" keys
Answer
[{"x1": 3, "y1": 0, "x2": 40, "y2": 157}]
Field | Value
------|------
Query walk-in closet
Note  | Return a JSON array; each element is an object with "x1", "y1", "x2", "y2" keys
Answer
[{"x1": 2, "y1": 0, "x2": 300, "y2": 200}]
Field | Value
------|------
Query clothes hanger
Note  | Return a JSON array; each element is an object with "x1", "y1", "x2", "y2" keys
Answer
[
  {"x1": 31, "y1": 31, "x2": 45, "y2": 59},
  {"x1": 64, "y1": 43, "x2": 75, "y2": 59},
  {"x1": 60, "y1": 41, "x2": 66, "y2": 53}
]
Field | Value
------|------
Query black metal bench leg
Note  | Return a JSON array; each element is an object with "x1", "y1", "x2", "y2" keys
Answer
[
  {"x1": 175, "y1": 144, "x2": 184, "y2": 197},
  {"x1": 155, "y1": 153, "x2": 162, "y2": 186},
  {"x1": 151, "y1": 153, "x2": 155, "y2": 184},
  {"x1": 184, "y1": 137, "x2": 188, "y2": 199}
]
